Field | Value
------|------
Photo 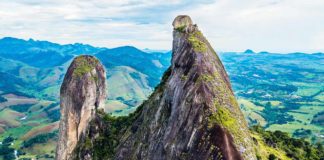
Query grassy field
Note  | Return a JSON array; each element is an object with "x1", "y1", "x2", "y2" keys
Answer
[
  {"x1": 0, "y1": 97, "x2": 58, "y2": 159},
  {"x1": 220, "y1": 53, "x2": 324, "y2": 144},
  {"x1": 0, "y1": 41, "x2": 322, "y2": 158},
  {"x1": 238, "y1": 97, "x2": 323, "y2": 144}
]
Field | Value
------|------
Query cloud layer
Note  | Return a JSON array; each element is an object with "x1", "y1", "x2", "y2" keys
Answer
[{"x1": 0, "y1": 0, "x2": 323, "y2": 52}]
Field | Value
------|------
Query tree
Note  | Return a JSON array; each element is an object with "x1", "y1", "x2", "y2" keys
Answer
[{"x1": 268, "y1": 154, "x2": 277, "y2": 160}]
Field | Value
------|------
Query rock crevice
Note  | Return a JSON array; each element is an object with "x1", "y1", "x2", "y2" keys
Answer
[
  {"x1": 113, "y1": 15, "x2": 255, "y2": 160},
  {"x1": 56, "y1": 15, "x2": 256, "y2": 160}
]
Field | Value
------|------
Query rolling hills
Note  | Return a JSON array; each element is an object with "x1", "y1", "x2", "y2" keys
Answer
[{"x1": 0, "y1": 37, "x2": 322, "y2": 159}]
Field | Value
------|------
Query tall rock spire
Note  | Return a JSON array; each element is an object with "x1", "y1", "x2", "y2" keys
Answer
[
  {"x1": 57, "y1": 15, "x2": 256, "y2": 160},
  {"x1": 56, "y1": 55, "x2": 106, "y2": 160},
  {"x1": 114, "y1": 15, "x2": 256, "y2": 160}
]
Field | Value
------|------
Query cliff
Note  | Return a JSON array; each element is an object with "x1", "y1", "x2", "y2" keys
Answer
[
  {"x1": 56, "y1": 15, "x2": 256, "y2": 160},
  {"x1": 114, "y1": 15, "x2": 256, "y2": 160},
  {"x1": 56, "y1": 55, "x2": 106, "y2": 160}
]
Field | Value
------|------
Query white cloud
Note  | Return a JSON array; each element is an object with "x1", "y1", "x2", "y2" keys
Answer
[
  {"x1": 173, "y1": 0, "x2": 324, "y2": 53},
  {"x1": 0, "y1": 0, "x2": 323, "y2": 52}
]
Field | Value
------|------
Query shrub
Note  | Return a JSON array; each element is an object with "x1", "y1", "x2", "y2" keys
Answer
[
  {"x1": 268, "y1": 154, "x2": 277, "y2": 160},
  {"x1": 251, "y1": 125, "x2": 324, "y2": 160}
]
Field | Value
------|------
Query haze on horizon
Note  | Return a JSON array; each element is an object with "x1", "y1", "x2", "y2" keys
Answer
[{"x1": 0, "y1": 0, "x2": 323, "y2": 53}]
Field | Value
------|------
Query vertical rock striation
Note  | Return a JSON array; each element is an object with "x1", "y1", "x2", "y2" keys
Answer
[
  {"x1": 56, "y1": 55, "x2": 106, "y2": 160},
  {"x1": 58, "y1": 15, "x2": 256, "y2": 160},
  {"x1": 114, "y1": 15, "x2": 256, "y2": 160}
]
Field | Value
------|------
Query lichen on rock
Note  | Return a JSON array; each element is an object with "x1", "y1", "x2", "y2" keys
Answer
[
  {"x1": 55, "y1": 55, "x2": 106, "y2": 160},
  {"x1": 57, "y1": 16, "x2": 257, "y2": 160},
  {"x1": 112, "y1": 15, "x2": 256, "y2": 160},
  {"x1": 188, "y1": 31, "x2": 207, "y2": 53},
  {"x1": 72, "y1": 55, "x2": 99, "y2": 78}
]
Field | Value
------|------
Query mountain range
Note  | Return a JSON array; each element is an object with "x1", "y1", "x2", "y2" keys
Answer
[
  {"x1": 56, "y1": 15, "x2": 256, "y2": 160},
  {"x1": 0, "y1": 30, "x2": 323, "y2": 159}
]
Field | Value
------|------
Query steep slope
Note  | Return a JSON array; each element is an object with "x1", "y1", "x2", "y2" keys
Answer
[
  {"x1": 58, "y1": 15, "x2": 256, "y2": 160},
  {"x1": 112, "y1": 15, "x2": 255, "y2": 160},
  {"x1": 56, "y1": 55, "x2": 106, "y2": 160}
]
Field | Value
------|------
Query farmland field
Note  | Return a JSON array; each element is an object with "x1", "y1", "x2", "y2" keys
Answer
[{"x1": 0, "y1": 38, "x2": 322, "y2": 158}]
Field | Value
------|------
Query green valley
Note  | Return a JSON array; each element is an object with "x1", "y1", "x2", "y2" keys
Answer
[{"x1": 0, "y1": 38, "x2": 322, "y2": 159}]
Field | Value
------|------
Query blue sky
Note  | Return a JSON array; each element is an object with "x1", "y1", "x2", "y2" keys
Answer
[{"x1": 0, "y1": 0, "x2": 323, "y2": 53}]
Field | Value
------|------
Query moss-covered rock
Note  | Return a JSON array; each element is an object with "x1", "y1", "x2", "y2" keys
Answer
[
  {"x1": 188, "y1": 31, "x2": 207, "y2": 53},
  {"x1": 208, "y1": 103, "x2": 237, "y2": 129},
  {"x1": 61, "y1": 15, "x2": 256, "y2": 160},
  {"x1": 73, "y1": 55, "x2": 99, "y2": 78},
  {"x1": 56, "y1": 55, "x2": 106, "y2": 160},
  {"x1": 175, "y1": 25, "x2": 187, "y2": 33}
]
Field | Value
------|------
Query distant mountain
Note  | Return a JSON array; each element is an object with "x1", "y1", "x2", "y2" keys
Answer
[
  {"x1": 0, "y1": 36, "x2": 323, "y2": 159},
  {"x1": 0, "y1": 37, "x2": 172, "y2": 159},
  {"x1": 96, "y1": 46, "x2": 171, "y2": 87},
  {"x1": 58, "y1": 15, "x2": 256, "y2": 160},
  {"x1": 0, "y1": 37, "x2": 103, "y2": 55},
  {"x1": 258, "y1": 51, "x2": 269, "y2": 54},
  {"x1": 0, "y1": 37, "x2": 104, "y2": 67},
  {"x1": 244, "y1": 49, "x2": 255, "y2": 54},
  {"x1": 141, "y1": 48, "x2": 170, "y2": 53},
  {"x1": 0, "y1": 37, "x2": 171, "y2": 107}
]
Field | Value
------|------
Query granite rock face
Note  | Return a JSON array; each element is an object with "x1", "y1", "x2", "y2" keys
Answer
[
  {"x1": 57, "y1": 15, "x2": 256, "y2": 160},
  {"x1": 114, "y1": 15, "x2": 256, "y2": 160},
  {"x1": 55, "y1": 55, "x2": 106, "y2": 160},
  {"x1": 172, "y1": 15, "x2": 193, "y2": 28}
]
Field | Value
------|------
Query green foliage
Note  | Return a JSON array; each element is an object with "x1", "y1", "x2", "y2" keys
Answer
[
  {"x1": 0, "y1": 37, "x2": 323, "y2": 159},
  {"x1": 9, "y1": 104, "x2": 34, "y2": 112},
  {"x1": 261, "y1": 101, "x2": 295, "y2": 127},
  {"x1": 208, "y1": 102, "x2": 250, "y2": 155},
  {"x1": 84, "y1": 137, "x2": 92, "y2": 149},
  {"x1": 22, "y1": 131, "x2": 57, "y2": 148},
  {"x1": 197, "y1": 74, "x2": 215, "y2": 83},
  {"x1": 224, "y1": 52, "x2": 324, "y2": 143},
  {"x1": 44, "y1": 102, "x2": 60, "y2": 122},
  {"x1": 73, "y1": 65, "x2": 92, "y2": 77},
  {"x1": 180, "y1": 74, "x2": 188, "y2": 81},
  {"x1": 208, "y1": 105, "x2": 237, "y2": 129},
  {"x1": 293, "y1": 128, "x2": 312, "y2": 138},
  {"x1": 73, "y1": 56, "x2": 99, "y2": 78},
  {"x1": 3, "y1": 152, "x2": 16, "y2": 160},
  {"x1": 251, "y1": 125, "x2": 324, "y2": 160},
  {"x1": 85, "y1": 106, "x2": 144, "y2": 160},
  {"x1": 36, "y1": 154, "x2": 54, "y2": 159},
  {"x1": 256, "y1": 154, "x2": 262, "y2": 160},
  {"x1": 311, "y1": 111, "x2": 324, "y2": 126},
  {"x1": 2, "y1": 136, "x2": 14, "y2": 145},
  {"x1": 175, "y1": 25, "x2": 186, "y2": 32},
  {"x1": 0, "y1": 96, "x2": 7, "y2": 103},
  {"x1": 188, "y1": 31, "x2": 207, "y2": 53},
  {"x1": 92, "y1": 75, "x2": 99, "y2": 83},
  {"x1": 0, "y1": 145, "x2": 14, "y2": 155},
  {"x1": 268, "y1": 154, "x2": 277, "y2": 160},
  {"x1": 0, "y1": 136, "x2": 15, "y2": 160}
]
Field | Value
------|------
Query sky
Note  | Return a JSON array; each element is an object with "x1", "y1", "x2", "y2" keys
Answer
[{"x1": 0, "y1": 0, "x2": 324, "y2": 53}]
